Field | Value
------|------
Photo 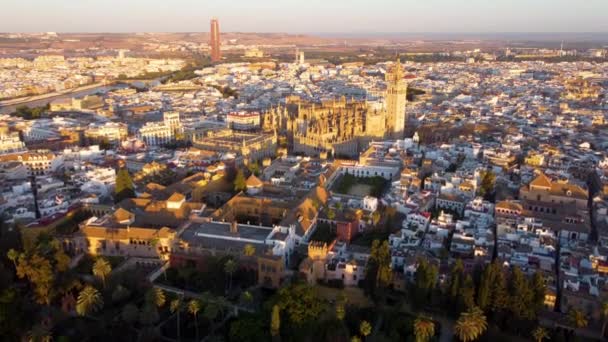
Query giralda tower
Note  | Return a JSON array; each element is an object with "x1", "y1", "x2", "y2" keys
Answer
[
  {"x1": 210, "y1": 18, "x2": 221, "y2": 62},
  {"x1": 385, "y1": 59, "x2": 408, "y2": 138}
]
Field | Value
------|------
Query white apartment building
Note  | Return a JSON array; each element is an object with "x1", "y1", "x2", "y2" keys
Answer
[
  {"x1": 138, "y1": 122, "x2": 173, "y2": 146},
  {"x1": 0, "y1": 151, "x2": 63, "y2": 176},
  {"x1": 85, "y1": 122, "x2": 128, "y2": 143},
  {"x1": 138, "y1": 111, "x2": 183, "y2": 146},
  {"x1": 226, "y1": 111, "x2": 261, "y2": 131},
  {"x1": 163, "y1": 111, "x2": 182, "y2": 135},
  {"x1": 0, "y1": 132, "x2": 26, "y2": 155}
]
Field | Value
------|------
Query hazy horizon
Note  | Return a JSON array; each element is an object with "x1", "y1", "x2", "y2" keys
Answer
[
  {"x1": 1, "y1": 0, "x2": 607, "y2": 34},
  {"x1": 3, "y1": 32, "x2": 607, "y2": 45}
]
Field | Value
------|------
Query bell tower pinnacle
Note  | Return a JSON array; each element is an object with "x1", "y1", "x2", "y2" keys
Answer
[{"x1": 385, "y1": 58, "x2": 408, "y2": 138}]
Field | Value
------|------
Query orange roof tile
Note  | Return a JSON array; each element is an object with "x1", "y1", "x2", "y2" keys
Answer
[
  {"x1": 246, "y1": 174, "x2": 263, "y2": 187},
  {"x1": 530, "y1": 172, "x2": 552, "y2": 189},
  {"x1": 167, "y1": 192, "x2": 185, "y2": 202},
  {"x1": 114, "y1": 208, "x2": 134, "y2": 222}
]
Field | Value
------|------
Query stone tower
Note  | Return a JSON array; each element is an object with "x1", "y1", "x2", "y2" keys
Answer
[
  {"x1": 210, "y1": 18, "x2": 221, "y2": 62},
  {"x1": 385, "y1": 59, "x2": 408, "y2": 138}
]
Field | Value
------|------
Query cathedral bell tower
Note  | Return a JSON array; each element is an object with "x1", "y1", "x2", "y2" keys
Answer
[{"x1": 385, "y1": 59, "x2": 408, "y2": 138}]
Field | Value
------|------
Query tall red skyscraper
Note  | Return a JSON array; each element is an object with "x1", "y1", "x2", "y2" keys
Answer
[{"x1": 210, "y1": 18, "x2": 221, "y2": 62}]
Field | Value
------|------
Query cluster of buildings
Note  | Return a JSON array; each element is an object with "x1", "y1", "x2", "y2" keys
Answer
[
  {"x1": 1, "y1": 41, "x2": 608, "y2": 335},
  {"x1": 0, "y1": 54, "x2": 185, "y2": 100}
]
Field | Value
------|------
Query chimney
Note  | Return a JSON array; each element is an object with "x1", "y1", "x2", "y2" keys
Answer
[{"x1": 230, "y1": 221, "x2": 238, "y2": 234}]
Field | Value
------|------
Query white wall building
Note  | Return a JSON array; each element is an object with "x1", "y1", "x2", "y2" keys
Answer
[{"x1": 0, "y1": 132, "x2": 26, "y2": 155}]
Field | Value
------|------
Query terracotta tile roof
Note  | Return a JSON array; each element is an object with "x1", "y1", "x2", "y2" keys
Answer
[
  {"x1": 530, "y1": 172, "x2": 553, "y2": 189},
  {"x1": 550, "y1": 183, "x2": 588, "y2": 200},
  {"x1": 246, "y1": 174, "x2": 263, "y2": 187},
  {"x1": 496, "y1": 200, "x2": 523, "y2": 212},
  {"x1": 145, "y1": 183, "x2": 166, "y2": 192},
  {"x1": 167, "y1": 192, "x2": 185, "y2": 202},
  {"x1": 526, "y1": 172, "x2": 588, "y2": 200},
  {"x1": 117, "y1": 196, "x2": 202, "y2": 228},
  {"x1": 139, "y1": 192, "x2": 153, "y2": 199},
  {"x1": 113, "y1": 208, "x2": 134, "y2": 223},
  {"x1": 281, "y1": 186, "x2": 328, "y2": 236},
  {"x1": 459, "y1": 181, "x2": 475, "y2": 190}
]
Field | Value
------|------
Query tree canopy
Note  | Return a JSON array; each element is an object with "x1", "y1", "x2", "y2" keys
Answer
[
  {"x1": 275, "y1": 283, "x2": 326, "y2": 327},
  {"x1": 115, "y1": 167, "x2": 135, "y2": 202},
  {"x1": 234, "y1": 169, "x2": 247, "y2": 193}
]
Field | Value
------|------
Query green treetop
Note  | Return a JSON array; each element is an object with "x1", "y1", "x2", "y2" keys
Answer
[
  {"x1": 234, "y1": 169, "x2": 247, "y2": 192},
  {"x1": 115, "y1": 167, "x2": 135, "y2": 202}
]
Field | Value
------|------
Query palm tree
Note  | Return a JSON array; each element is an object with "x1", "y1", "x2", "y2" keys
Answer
[
  {"x1": 601, "y1": 301, "x2": 608, "y2": 338},
  {"x1": 170, "y1": 298, "x2": 182, "y2": 341},
  {"x1": 76, "y1": 285, "x2": 104, "y2": 316},
  {"x1": 532, "y1": 326, "x2": 549, "y2": 342},
  {"x1": 204, "y1": 303, "x2": 220, "y2": 322},
  {"x1": 359, "y1": 320, "x2": 372, "y2": 340},
  {"x1": 210, "y1": 295, "x2": 229, "y2": 321},
  {"x1": 454, "y1": 306, "x2": 487, "y2": 342},
  {"x1": 327, "y1": 208, "x2": 336, "y2": 220},
  {"x1": 336, "y1": 303, "x2": 345, "y2": 321},
  {"x1": 568, "y1": 309, "x2": 588, "y2": 329},
  {"x1": 7, "y1": 249, "x2": 19, "y2": 269},
  {"x1": 336, "y1": 293, "x2": 348, "y2": 320},
  {"x1": 170, "y1": 299, "x2": 181, "y2": 313},
  {"x1": 240, "y1": 290, "x2": 253, "y2": 306},
  {"x1": 121, "y1": 303, "x2": 139, "y2": 324},
  {"x1": 188, "y1": 299, "x2": 201, "y2": 341},
  {"x1": 224, "y1": 259, "x2": 237, "y2": 292},
  {"x1": 111, "y1": 284, "x2": 130, "y2": 303},
  {"x1": 271, "y1": 304, "x2": 281, "y2": 338},
  {"x1": 26, "y1": 324, "x2": 52, "y2": 342},
  {"x1": 414, "y1": 316, "x2": 436, "y2": 342},
  {"x1": 146, "y1": 287, "x2": 166, "y2": 308},
  {"x1": 244, "y1": 244, "x2": 256, "y2": 257},
  {"x1": 92, "y1": 258, "x2": 112, "y2": 288},
  {"x1": 139, "y1": 303, "x2": 160, "y2": 326}
]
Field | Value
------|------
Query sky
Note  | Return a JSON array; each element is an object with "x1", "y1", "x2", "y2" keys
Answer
[{"x1": 0, "y1": 0, "x2": 607, "y2": 33}]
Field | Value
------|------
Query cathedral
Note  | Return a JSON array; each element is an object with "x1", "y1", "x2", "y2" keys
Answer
[{"x1": 262, "y1": 60, "x2": 408, "y2": 157}]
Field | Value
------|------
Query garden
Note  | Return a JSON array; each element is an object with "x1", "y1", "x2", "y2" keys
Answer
[{"x1": 332, "y1": 173, "x2": 389, "y2": 197}]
